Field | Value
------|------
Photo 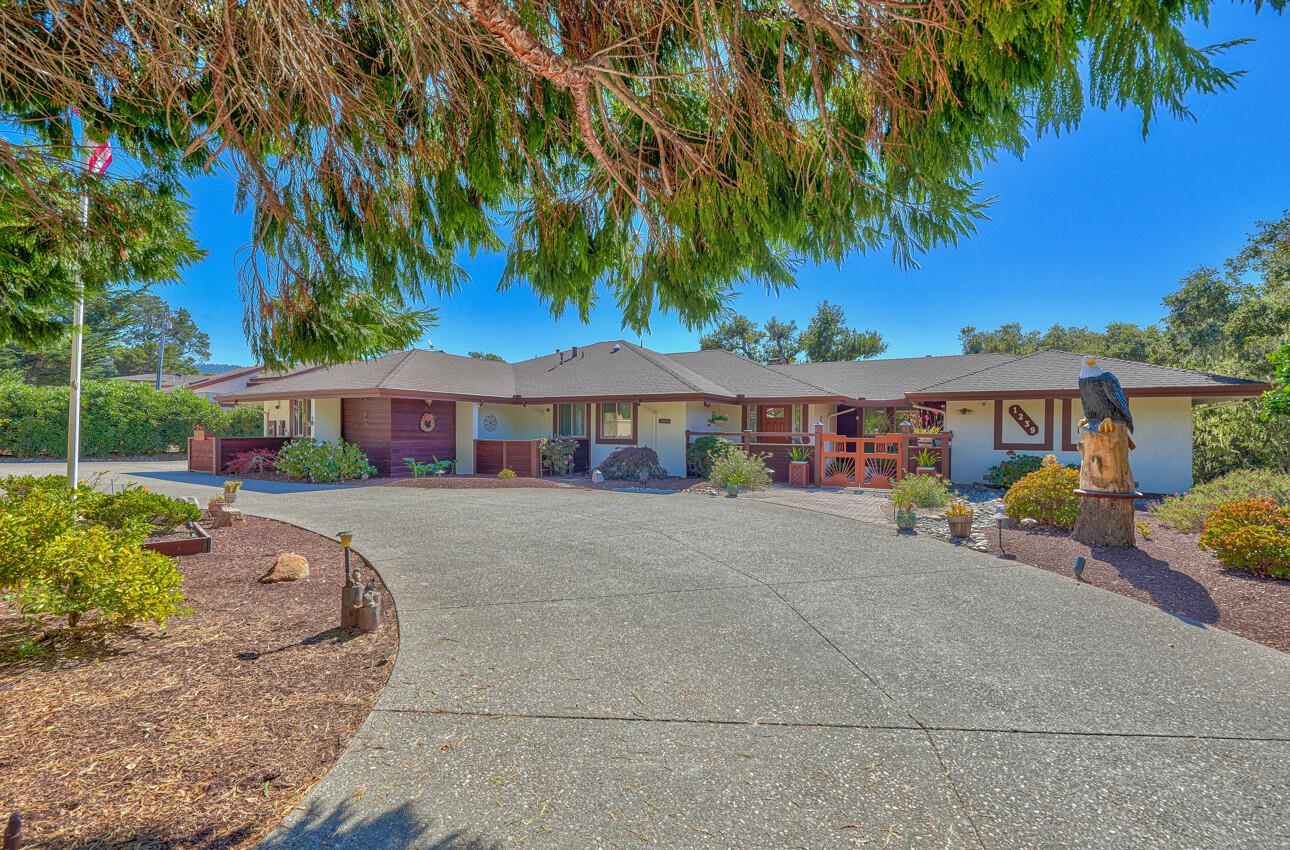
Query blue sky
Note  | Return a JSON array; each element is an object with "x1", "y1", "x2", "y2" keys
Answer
[{"x1": 170, "y1": 3, "x2": 1289, "y2": 366}]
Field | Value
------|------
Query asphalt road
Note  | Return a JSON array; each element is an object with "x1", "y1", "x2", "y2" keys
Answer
[{"x1": 10, "y1": 460, "x2": 1289, "y2": 849}]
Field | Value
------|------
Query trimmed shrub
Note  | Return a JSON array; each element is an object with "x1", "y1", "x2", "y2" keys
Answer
[
  {"x1": 225, "y1": 448, "x2": 277, "y2": 475},
  {"x1": 708, "y1": 447, "x2": 772, "y2": 492},
  {"x1": 1003, "y1": 455, "x2": 1080, "y2": 529},
  {"x1": 80, "y1": 484, "x2": 201, "y2": 536},
  {"x1": 891, "y1": 473, "x2": 952, "y2": 508},
  {"x1": 538, "y1": 437, "x2": 578, "y2": 475},
  {"x1": 984, "y1": 452, "x2": 1047, "y2": 489},
  {"x1": 1152, "y1": 469, "x2": 1290, "y2": 532},
  {"x1": 686, "y1": 435, "x2": 733, "y2": 478},
  {"x1": 498, "y1": 468, "x2": 517, "y2": 479},
  {"x1": 274, "y1": 439, "x2": 376, "y2": 482},
  {"x1": 600, "y1": 446, "x2": 667, "y2": 480},
  {"x1": 0, "y1": 377, "x2": 261, "y2": 457},
  {"x1": 1198, "y1": 498, "x2": 1290, "y2": 578},
  {"x1": 0, "y1": 480, "x2": 188, "y2": 628}
]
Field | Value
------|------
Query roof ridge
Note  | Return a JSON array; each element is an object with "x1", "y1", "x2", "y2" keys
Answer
[
  {"x1": 622, "y1": 340, "x2": 734, "y2": 396},
  {"x1": 708, "y1": 349, "x2": 840, "y2": 396},
  {"x1": 378, "y1": 349, "x2": 424, "y2": 387},
  {"x1": 908, "y1": 351, "x2": 1029, "y2": 393},
  {"x1": 1041, "y1": 348, "x2": 1261, "y2": 383}
]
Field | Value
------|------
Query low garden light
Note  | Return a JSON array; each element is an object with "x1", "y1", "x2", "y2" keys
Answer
[
  {"x1": 338, "y1": 531, "x2": 361, "y2": 630},
  {"x1": 994, "y1": 505, "x2": 1009, "y2": 557}
]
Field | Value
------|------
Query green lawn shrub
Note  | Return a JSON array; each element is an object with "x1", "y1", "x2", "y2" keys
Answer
[
  {"x1": 600, "y1": 446, "x2": 667, "y2": 480},
  {"x1": 984, "y1": 452, "x2": 1047, "y2": 488},
  {"x1": 0, "y1": 377, "x2": 261, "y2": 457},
  {"x1": 1198, "y1": 498, "x2": 1290, "y2": 578},
  {"x1": 0, "y1": 477, "x2": 188, "y2": 629},
  {"x1": 891, "y1": 473, "x2": 952, "y2": 508},
  {"x1": 1003, "y1": 455, "x2": 1080, "y2": 529},
  {"x1": 274, "y1": 439, "x2": 376, "y2": 482},
  {"x1": 686, "y1": 435, "x2": 734, "y2": 478},
  {"x1": 708, "y1": 447, "x2": 772, "y2": 492},
  {"x1": 1152, "y1": 469, "x2": 1290, "y2": 532}
]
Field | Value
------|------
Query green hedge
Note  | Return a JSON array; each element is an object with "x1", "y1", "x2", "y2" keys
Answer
[{"x1": 0, "y1": 377, "x2": 261, "y2": 458}]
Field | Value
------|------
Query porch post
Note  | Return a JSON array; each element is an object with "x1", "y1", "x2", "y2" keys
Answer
[
  {"x1": 813, "y1": 422, "x2": 824, "y2": 485},
  {"x1": 741, "y1": 428, "x2": 753, "y2": 451}
]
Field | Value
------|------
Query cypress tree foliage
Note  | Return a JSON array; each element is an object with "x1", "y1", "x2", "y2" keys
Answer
[{"x1": 0, "y1": 1, "x2": 1277, "y2": 365}]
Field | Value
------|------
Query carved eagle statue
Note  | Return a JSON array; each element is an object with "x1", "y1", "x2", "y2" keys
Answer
[{"x1": 1078, "y1": 356, "x2": 1134, "y2": 434}]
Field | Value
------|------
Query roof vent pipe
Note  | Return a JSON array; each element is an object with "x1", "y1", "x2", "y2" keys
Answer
[
  {"x1": 572, "y1": 346, "x2": 579, "y2": 357},
  {"x1": 611, "y1": 343, "x2": 622, "y2": 353}
]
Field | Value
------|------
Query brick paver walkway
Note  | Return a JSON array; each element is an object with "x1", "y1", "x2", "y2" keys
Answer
[{"x1": 741, "y1": 485, "x2": 895, "y2": 526}]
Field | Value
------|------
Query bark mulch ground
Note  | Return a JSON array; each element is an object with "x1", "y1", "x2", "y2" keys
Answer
[
  {"x1": 984, "y1": 509, "x2": 1289, "y2": 653},
  {"x1": 0, "y1": 517, "x2": 398, "y2": 849}
]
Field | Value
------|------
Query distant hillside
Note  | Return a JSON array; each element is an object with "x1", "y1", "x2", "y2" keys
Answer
[{"x1": 197, "y1": 363, "x2": 249, "y2": 374}]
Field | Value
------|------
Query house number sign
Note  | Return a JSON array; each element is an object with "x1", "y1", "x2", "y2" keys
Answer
[{"x1": 1007, "y1": 404, "x2": 1040, "y2": 436}]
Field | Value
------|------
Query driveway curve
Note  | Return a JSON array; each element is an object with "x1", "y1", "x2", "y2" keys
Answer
[{"x1": 14, "y1": 461, "x2": 1289, "y2": 849}]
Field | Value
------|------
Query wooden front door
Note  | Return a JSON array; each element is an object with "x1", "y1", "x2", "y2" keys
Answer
[{"x1": 759, "y1": 405, "x2": 791, "y2": 443}]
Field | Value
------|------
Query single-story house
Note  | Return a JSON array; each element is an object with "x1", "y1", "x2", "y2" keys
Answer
[
  {"x1": 186, "y1": 364, "x2": 321, "y2": 407},
  {"x1": 213, "y1": 342, "x2": 1267, "y2": 493}
]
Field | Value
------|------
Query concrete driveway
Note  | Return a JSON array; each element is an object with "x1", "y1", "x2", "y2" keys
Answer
[{"x1": 11, "y1": 460, "x2": 1289, "y2": 849}]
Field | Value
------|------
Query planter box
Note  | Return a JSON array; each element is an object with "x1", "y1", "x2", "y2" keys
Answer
[
  {"x1": 946, "y1": 515, "x2": 973, "y2": 538},
  {"x1": 788, "y1": 461, "x2": 810, "y2": 488},
  {"x1": 142, "y1": 521, "x2": 212, "y2": 557},
  {"x1": 916, "y1": 466, "x2": 937, "y2": 475}
]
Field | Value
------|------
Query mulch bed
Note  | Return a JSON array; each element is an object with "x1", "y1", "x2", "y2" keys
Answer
[
  {"x1": 0, "y1": 517, "x2": 398, "y2": 849},
  {"x1": 984, "y1": 509, "x2": 1289, "y2": 653}
]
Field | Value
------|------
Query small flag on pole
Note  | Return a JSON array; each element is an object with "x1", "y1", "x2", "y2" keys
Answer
[{"x1": 87, "y1": 140, "x2": 112, "y2": 175}]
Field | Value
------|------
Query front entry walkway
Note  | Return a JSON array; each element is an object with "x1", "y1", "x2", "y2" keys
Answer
[{"x1": 9, "y1": 461, "x2": 1288, "y2": 849}]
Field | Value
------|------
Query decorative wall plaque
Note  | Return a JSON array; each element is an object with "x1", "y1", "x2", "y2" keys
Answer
[{"x1": 482, "y1": 413, "x2": 498, "y2": 432}]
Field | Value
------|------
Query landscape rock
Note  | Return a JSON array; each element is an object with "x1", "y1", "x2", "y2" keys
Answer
[
  {"x1": 591, "y1": 469, "x2": 604, "y2": 484},
  {"x1": 260, "y1": 553, "x2": 310, "y2": 583}
]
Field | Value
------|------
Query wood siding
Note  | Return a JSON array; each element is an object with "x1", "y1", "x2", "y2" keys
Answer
[
  {"x1": 342, "y1": 397, "x2": 457, "y2": 476},
  {"x1": 474, "y1": 440, "x2": 539, "y2": 476}
]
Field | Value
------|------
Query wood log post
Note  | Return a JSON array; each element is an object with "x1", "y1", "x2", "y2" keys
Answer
[
  {"x1": 341, "y1": 568, "x2": 363, "y2": 631},
  {"x1": 1072, "y1": 425, "x2": 1137, "y2": 547},
  {"x1": 4, "y1": 813, "x2": 20, "y2": 850},
  {"x1": 357, "y1": 580, "x2": 381, "y2": 632}
]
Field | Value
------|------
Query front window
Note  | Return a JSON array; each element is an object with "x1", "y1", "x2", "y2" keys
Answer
[
  {"x1": 290, "y1": 399, "x2": 313, "y2": 437},
  {"x1": 599, "y1": 402, "x2": 634, "y2": 441},
  {"x1": 555, "y1": 403, "x2": 586, "y2": 438}
]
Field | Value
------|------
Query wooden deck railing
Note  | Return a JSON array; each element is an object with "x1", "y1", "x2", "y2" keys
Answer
[{"x1": 685, "y1": 426, "x2": 952, "y2": 488}]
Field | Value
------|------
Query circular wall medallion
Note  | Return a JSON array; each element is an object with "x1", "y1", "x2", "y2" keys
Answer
[
  {"x1": 419, "y1": 413, "x2": 437, "y2": 433},
  {"x1": 482, "y1": 413, "x2": 499, "y2": 432}
]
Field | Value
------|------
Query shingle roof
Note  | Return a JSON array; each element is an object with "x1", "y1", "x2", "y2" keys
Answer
[
  {"x1": 664, "y1": 349, "x2": 837, "y2": 399},
  {"x1": 908, "y1": 350, "x2": 1268, "y2": 397},
  {"x1": 771, "y1": 354, "x2": 1016, "y2": 400},
  {"x1": 215, "y1": 343, "x2": 1266, "y2": 404}
]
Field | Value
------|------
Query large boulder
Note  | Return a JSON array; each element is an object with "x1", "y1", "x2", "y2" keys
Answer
[{"x1": 260, "y1": 552, "x2": 309, "y2": 583}]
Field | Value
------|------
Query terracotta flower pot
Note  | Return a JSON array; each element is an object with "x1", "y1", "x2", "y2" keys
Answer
[{"x1": 788, "y1": 461, "x2": 809, "y2": 488}]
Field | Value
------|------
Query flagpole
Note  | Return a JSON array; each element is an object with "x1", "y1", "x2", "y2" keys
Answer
[{"x1": 65, "y1": 122, "x2": 89, "y2": 488}]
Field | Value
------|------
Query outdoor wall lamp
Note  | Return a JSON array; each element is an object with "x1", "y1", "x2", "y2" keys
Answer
[{"x1": 957, "y1": 408, "x2": 974, "y2": 416}]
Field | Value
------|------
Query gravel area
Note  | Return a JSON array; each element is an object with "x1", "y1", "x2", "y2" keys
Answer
[
  {"x1": 0, "y1": 517, "x2": 398, "y2": 849},
  {"x1": 982, "y1": 510, "x2": 1290, "y2": 653}
]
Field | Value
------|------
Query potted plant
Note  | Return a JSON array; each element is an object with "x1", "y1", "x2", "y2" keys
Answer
[
  {"x1": 222, "y1": 479, "x2": 243, "y2": 503},
  {"x1": 915, "y1": 449, "x2": 939, "y2": 475},
  {"x1": 895, "y1": 497, "x2": 917, "y2": 532},
  {"x1": 706, "y1": 411, "x2": 729, "y2": 428},
  {"x1": 192, "y1": 423, "x2": 212, "y2": 440},
  {"x1": 945, "y1": 499, "x2": 974, "y2": 538},
  {"x1": 787, "y1": 445, "x2": 812, "y2": 487},
  {"x1": 207, "y1": 494, "x2": 227, "y2": 515}
]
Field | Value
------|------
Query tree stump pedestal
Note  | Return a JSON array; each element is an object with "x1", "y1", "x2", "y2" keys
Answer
[{"x1": 1072, "y1": 426, "x2": 1138, "y2": 548}]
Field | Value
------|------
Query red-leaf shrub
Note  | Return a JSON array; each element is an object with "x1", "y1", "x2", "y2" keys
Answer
[
  {"x1": 1198, "y1": 498, "x2": 1290, "y2": 578},
  {"x1": 225, "y1": 448, "x2": 276, "y2": 475}
]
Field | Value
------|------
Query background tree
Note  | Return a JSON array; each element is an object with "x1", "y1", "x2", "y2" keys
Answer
[
  {"x1": 799, "y1": 301, "x2": 887, "y2": 362},
  {"x1": 699, "y1": 315, "x2": 766, "y2": 361},
  {"x1": 468, "y1": 351, "x2": 505, "y2": 362},
  {"x1": 1, "y1": 0, "x2": 1270, "y2": 365},
  {"x1": 761, "y1": 318, "x2": 802, "y2": 365},
  {"x1": 0, "y1": 292, "x2": 211, "y2": 384},
  {"x1": 960, "y1": 211, "x2": 1290, "y2": 479}
]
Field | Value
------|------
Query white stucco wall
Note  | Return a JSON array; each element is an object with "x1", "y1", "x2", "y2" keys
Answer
[
  {"x1": 313, "y1": 398, "x2": 342, "y2": 442},
  {"x1": 455, "y1": 402, "x2": 479, "y2": 474},
  {"x1": 684, "y1": 400, "x2": 742, "y2": 435},
  {"x1": 942, "y1": 396, "x2": 1194, "y2": 494},
  {"x1": 477, "y1": 402, "x2": 550, "y2": 440},
  {"x1": 263, "y1": 399, "x2": 288, "y2": 434},
  {"x1": 583, "y1": 401, "x2": 688, "y2": 477}
]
